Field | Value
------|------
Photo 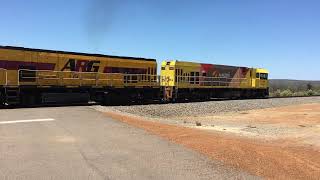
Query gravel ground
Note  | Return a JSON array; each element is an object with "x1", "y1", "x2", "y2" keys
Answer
[
  {"x1": 94, "y1": 97, "x2": 320, "y2": 143},
  {"x1": 106, "y1": 97, "x2": 320, "y2": 118}
]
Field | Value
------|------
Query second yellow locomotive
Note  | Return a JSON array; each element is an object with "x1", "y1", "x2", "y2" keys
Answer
[{"x1": 161, "y1": 60, "x2": 268, "y2": 101}]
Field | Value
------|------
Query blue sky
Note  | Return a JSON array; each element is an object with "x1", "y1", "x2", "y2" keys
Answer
[{"x1": 0, "y1": 0, "x2": 319, "y2": 80}]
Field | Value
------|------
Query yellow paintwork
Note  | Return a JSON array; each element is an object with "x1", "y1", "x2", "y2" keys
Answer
[
  {"x1": 160, "y1": 60, "x2": 269, "y2": 89},
  {"x1": 256, "y1": 68, "x2": 269, "y2": 74},
  {"x1": 0, "y1": 47, "x2": 269, "y2": 91},
  {"x1": 255, "y1": 68, "x2": 269, "y2": 89},
  {"x1": 0, "y1": 47, "x2": 158, "y2": 88}
]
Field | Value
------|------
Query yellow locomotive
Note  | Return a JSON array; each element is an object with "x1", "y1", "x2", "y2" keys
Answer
[
  {"x1": 161, "y1": 60, "x2": 268, "y2": 101},
  {"x1": 0, "y1": 46, "x2": 269, "y2": 106},
  {"x1": 0, "y1": 46, "x2": 158, "y2": 105}
]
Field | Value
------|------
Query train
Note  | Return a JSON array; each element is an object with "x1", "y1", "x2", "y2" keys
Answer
[{"x1": 0, "y1": 46, "x2": 269, "y2": 107}]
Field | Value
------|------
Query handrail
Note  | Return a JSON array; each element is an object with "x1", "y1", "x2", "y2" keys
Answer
[
  {"x1": 176, "y1": 75, "x2": 248, "y2": 80},
  {"x1": 0, "y1": 68, "x2": 8, "y2": 86},
  {"x1": 16, "y1": 69, "x2": 255, "y2": 88},
  {"x1": 17, "y1": 69, "x2": 160, "y2": 87},
  {"x1": 175, "y1": 75, "x2": 250, "y2": 87}
]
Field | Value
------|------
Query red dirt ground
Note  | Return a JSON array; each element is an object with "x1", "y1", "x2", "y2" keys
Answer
[
  {"x1": 104, "y1": 108, "x2": 320, "y2": 179},
  {"x1": 214, "y1": 103, "x2": 320, "y2": 126}
]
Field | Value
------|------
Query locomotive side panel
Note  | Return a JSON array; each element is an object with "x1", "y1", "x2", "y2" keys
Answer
[
  {"x1": 160, "y1": 60, "x2": 269, "y2": 101},
  {"x1": 161, "y1": 61, "x2": 253, "y2": 89},
  {"x1": 199, "y1": 63, "x2": 251, "y2": 88},
  {"x1": 0, "y1": 46, "x2": 159, "y2": 106},
  {"x1": 0, "y1": 46, "x2": 158, "y2": 88}
]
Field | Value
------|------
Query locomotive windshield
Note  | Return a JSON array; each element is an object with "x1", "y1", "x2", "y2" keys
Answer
[{"x1": 260, "y1": 73, "x2": 268, "y2": 80}]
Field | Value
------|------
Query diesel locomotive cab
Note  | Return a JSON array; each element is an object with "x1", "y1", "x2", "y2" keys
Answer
[{"x1": 254, "y1": 68, "x2": 269, "y2": 97}]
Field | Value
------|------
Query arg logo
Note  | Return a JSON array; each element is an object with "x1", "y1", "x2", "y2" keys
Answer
[{"x1": 61, "y1": 59, "x2": 100, "y2": 72}]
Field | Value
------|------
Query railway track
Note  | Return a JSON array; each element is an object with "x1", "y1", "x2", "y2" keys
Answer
[{"x1": 1, "y1": 95, "x2": 319, "y2": 109}]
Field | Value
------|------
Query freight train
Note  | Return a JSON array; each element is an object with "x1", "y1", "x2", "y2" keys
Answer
[{"x1": 0, "y1": 46, "x2": 269, "y2": 106}]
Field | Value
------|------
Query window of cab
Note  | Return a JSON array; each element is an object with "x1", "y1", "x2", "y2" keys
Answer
[
  {"x1": 256, "y1": 73, "x2": 268, "y2": 80},
  {"x1": 256, "y1": 73, "x2": 260, "y2": 78},
  {"x1": 260, "y1": 73, "x2": 268, "y2": 80}
]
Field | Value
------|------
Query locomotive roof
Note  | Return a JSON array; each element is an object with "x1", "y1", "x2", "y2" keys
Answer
[{"x1": 0, "y1": 45, "x2": 156, "y2": 62}]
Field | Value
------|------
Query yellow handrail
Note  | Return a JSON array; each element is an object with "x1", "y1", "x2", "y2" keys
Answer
[{"x1": 0, "y1": 68, "x2": 8, "y2": 86}]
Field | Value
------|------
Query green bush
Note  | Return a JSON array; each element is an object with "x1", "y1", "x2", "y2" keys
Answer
[
  {"x1": 270, "y1": 89, "x2": 320, "y2": 97},
  {"x1": 280, "y1": 89, "x2": 293, "y2": 97},
  {"x1": 311, "y1": 89, "x2": 320, "y2": 96},
  {"x1": 306, "y1": 89, "x2": 314, "y2": 96},
  {"x1": 292, "y1": 91, "x2": 306, "y2": 96},
  {"x1": 271, "y1": 89, "x2": 282, "y2": 97}
]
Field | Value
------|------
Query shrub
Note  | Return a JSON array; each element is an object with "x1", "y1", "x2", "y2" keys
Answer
[
  {"x1": 195, "y1": 121, "x2": 202, "y2": 126},
  {"x1": 293, "y1": 91, "x2": 307, "y2": 96},
  {"x1": 280, "y1": 89, "x2": 293, "y2": 97},
  {"x1": 306, "y1": 89, "x2": 315, "y2": 96},
  {"x1": 271, "y1": 89, "x2": 282, "y2": 97}
]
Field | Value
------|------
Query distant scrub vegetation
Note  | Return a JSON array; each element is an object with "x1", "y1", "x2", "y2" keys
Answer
[
  {"x1": 270, "y1": 89, "x2": 320, "y2": 97},
  {"x1": 269, "y1": 79, "x2": 320, "y2": 97}
]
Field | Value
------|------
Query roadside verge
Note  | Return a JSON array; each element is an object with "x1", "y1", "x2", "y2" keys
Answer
[{"x1": 103, "y1": 109, "x2": 320, "y2": 180}]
